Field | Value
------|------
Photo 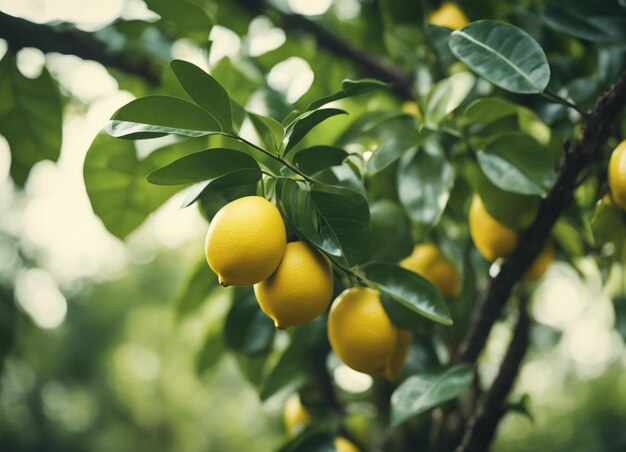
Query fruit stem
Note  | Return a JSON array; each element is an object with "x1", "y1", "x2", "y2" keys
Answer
[{"x1": 541, "y1": 89, "x2": 589, "y2": 119}]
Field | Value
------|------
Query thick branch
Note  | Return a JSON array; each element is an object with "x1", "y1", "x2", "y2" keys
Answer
[
  {"x1": 456, "y1": 299, "x2": 531, "y2": 452},
  {"x1": 0, "y1": 11, "x2": 161, "y2": 85},
  {"x1": 455, "y1": 69, "x2": 626, "y2": 365},
  {"x1": 237, "y1": 0, "x2": 415, "y2": 99}
]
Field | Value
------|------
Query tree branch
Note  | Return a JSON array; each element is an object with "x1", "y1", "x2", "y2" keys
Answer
[
  {"x1": 454, "y1": 69, "x2": 626, "y2": 365},
  {"x1": 456, "y1": 298, "x2": 531, "y2": 452},
  {"x1": 236, "y1": 0, "x2": 415, "y2": 99},
  {"x1": 0, "y1": 11, "x2": 161, "y2": 85}
]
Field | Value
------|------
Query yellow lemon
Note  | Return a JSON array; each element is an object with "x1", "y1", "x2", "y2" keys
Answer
[
  {"x1": 254, "y1": 241, "x2": 333, "y2": 329},
  {"x1": 469, "y1": 196, "x2": 518, "y2": 261},
  {"x1": 429, "y1": 2, "x2": 470, "y2": 30},
  {"x1": 523, "y1": 242, "x2": 554, "y2": 282},
  {"x1": 328, "y1": 287, "x2": 411, "y2": 380},
  {"x1": 335, "y1": 436, "x2": 360, "y2": 452},
  {"x1": 205, "y1": 196, "x2": 286, "y2": 286},
  {"x1": 400, "y1": 244, "x2": 461, "y2": 299},
  {"x1": 608, "y1": 139, "x2": 626, "y2": 210},
  {"x1": 283, "y1": 393, "x2": 310, "y2": 435}
]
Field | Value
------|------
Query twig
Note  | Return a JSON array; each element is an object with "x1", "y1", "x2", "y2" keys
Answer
[
  {"x1": 454, "y1": 69, "x2": 626, "y2": 366},
  {"x1": 0, "y1": 11, "x2": 161, "y2": 85},
  {"x1": 456, "y1": 298, "x2": 531, "y2": 452}
]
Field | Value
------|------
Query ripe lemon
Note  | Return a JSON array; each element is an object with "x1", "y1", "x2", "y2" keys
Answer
[
  {"x1": 608, "y1": 139, "x2": 626, "y2": 210},
  {"x1": 328, "y1": 287, "x2": 411, "y2": 380},
  {"x1": 254, "y1": 241, "x2": 333, "y2": 329},
  {"x1": 429, "y1": 2, "x2": 470, "y2": 30},
  {"x1": 400, "y1": 244, "x2": 461, "y2": 299},
  {"x1": 469, "y1": 196, "x2": 518, "y2": 261},
  {"x1": 335, "y1": 436, "x2": 360, "y2": 452},
  {"x1": 523, "y1": 242, "x2": 554, "y2": 282},
  {"x1": 205, "y1": 196, "x2": 286, "y2": 286},
  {"x1": 283, "y1": 393, "x2": 310, "y2": 435}
]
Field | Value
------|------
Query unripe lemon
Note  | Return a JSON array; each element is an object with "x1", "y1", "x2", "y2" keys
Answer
[
  {"x1": 469, "y1": 196, "x2": 518, "y2": 261},
  {"x1": 335, "y1": 436, "x2": 360, "y2": 452},
  {"x1": 283, "y1": 393, "x2": 310, "y2": 435},
  {"x1": 205, "y1": 196, "x2": 286, "y2": 286},
  {"x1": 254, "y1": 241, "x2": 333, "y2": 329},
  {"x1": 429, "y1": 2, "x2": 470, "y2": 30},
  {"x1": 328, "y1": 287, "x2": 412, "y2": 380},
  {"x1": 523, "y1": 242, "x2": 554, "y2": 282},
  {"x1": 400, "y1": 244, "x2": 461, "y2": 299},
  {"x1": 608, "y1": 140, "x2": 626, "y2": 210}
]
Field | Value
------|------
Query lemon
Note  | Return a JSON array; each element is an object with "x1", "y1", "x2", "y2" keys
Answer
[
  {"x1": 335, "y1": 436, "x2": 360, "y2": 452},
  {"x1": 400, "y1": 244, "x2": 461, "y2": 299},
  {"x1": 469, "y1": 196, "x2": 518, "y2": 261},
  {"x1": 283, "y1": 393, "x2": 310, "y2": 435},
  {"x1": 523, "y1": 242, "x2": 554, "y2": 282},
  {"x1": 429, "y1": 2, "x2": 470, "y2": 30},
  {"x1": 328, "y1": 287, "x2": 411, "y2": 380},
  {"x1": 608, "y1": 139, "x2": 626, "y2": 210},
  {"x1": 254, "y1": 241, "x2": 333, "y2": 329},
  {"x1": 205, "y1": 196, "x2": 286, "y2": 286}
]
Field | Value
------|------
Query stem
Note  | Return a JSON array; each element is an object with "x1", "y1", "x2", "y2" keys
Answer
[{"x1": 542, "y1": 89, "x2": 589, "y2": 118}]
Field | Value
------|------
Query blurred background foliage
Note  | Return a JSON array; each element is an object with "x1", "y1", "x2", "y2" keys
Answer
[{"x1": 0, "y1": 0, "x2": 625, "y2": 451}]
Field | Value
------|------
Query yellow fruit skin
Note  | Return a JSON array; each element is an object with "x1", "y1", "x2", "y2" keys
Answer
[
  {"x1": 523, "y1": 242, "x2": 554, "y2": 282},
  {"x1": 283, "y1": 393, "x2": 310, "y2": 435},
  {"x1": 328, "y1": 287, "x2": 411, "y2": 379},
  {"x1": 429, "y1": 2, "x2": 470, "y2": 30},
  {"x1": 254, "y1": 242, "x2": 333, "y2": 329},
  {"x1": 205, "y1": 196, "x2": 286, "y2": 286},
  {"x1": 608, "y1": 140, "x2": 626, "y2": 210},
  {"x1": 469, "y1": 196, "x2": 518, "y2": 261},
  {"x1": 400, "y1": 244, "x2": 461, "y2": 299},
  {"x1": 335, "y1": 436, "x2": 360, "y2": 452}
]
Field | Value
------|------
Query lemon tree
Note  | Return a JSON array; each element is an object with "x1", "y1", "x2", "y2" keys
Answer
[{"x1": 2, "y1": 1, "x2": 626, "y2": 451}]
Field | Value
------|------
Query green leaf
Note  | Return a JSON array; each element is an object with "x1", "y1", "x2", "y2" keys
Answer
[
  {"x1": 197, "y1": 183, "x2": 258, "y2": 221},
  {"x1": 145, "y1": 0, "x2": 212, "y2": 33},
  {"x1": 426, "y1": 25, "x2": 456, "y2": 71},
  {"x1": 248, "y1": 112, "x2": 285, "y2": 153},
  {"x1": 175, "y1": 258, "x2": 218, "y2": 319},
  {"x1": 476, "y1": 132, "x2": 556, "y2": 197},
  {"x1": 591, "y1": 202, "x2": 626, "y2": 255},
  {"x1": 424, "y1": 72, "x2": 475, "y2": 127},
  {"x1": 224, "y1": 288, "x2": 275, "y2": 356},
  {"x1": 0, "y1": 53, "x2": 62, "y2": 186},
  {"x1": 398, "y1": 147, "x2": 455, "y2": 229},
  {"x1": 364, "y1": 200, "x2": 413, "y2": 263},
  {"x1": 84, "y1": 134, "x2": 199, "y2": 239},
  {"x1": 170, "y1": 59, "x2": 234, "y2": 134},
  {"x1": 147, "y1": 148, "x2": 261, "y2": 186},
  {"x1": 106, "y1": 95, "x2": 222, "y2": 139},
  {"x1": 449, "y1": 20, "x2": 550, "y2": 94},
  {"x1": 284, "y1": 108, "x2": 347, "y2": 154},
  {"x1": 364, "y1": 262, "x2": 452, "y2": 325},
  {"x1": 307, "y1": 79, "x2": 389, "y2": 110},
  {"x1": 542, "y1": 0, "x2": 626, "y2": 44},
  {"x1": 196, "y1": 323, "x2": 225, "y2": 374},
  {"x1": 292, "y1": 146, "x2": 348, "y2": 175},
  {"x1": 367, "y1": 119, "x2": 429, "y2": 174},
  {"x1": 391, "y1": 365, "x2": 473, "y2": 426}
]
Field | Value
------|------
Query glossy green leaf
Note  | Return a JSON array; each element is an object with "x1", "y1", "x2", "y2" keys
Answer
[
  {"x1": 367, "y1": 118, "x2": 428, "y2": 174},
  {"x1": 449, "y1": 20, "x2": 550, "y2": 94},
  {"x1": 364, "y1": 262, "x2": 452, "y2": 325},
  {"x1": 476, "y1": 132, "x2": 555, "y2": 197},
  {"x1": 106, "y1": 95, "x2": 222, "y2": 139},
  {"x1": 84, "y1": 134, "x2": 199, "y2": 239},
  {"x1": 170, "y1": 59, "x2": 234, "y2": 133},
  {"x1": 284, "y1": 108, "x2": 347, "y2": 154},
  {"x1": 0, "y1": 53, "x2": 62, "y2": 186},
  {"x1": 197, "y1": 183, "x2": 258, "y2": 221},
  {"x1": 398, "y1": 147, "x2": 455, "y2": 229},
  {"x1": 175, "y1": 258, "x2": 219, "y2": 319},
  {"x1": 307, "y1": 78, "x2": 389, "y2": 110},
  {"x1": 292, "y1": 146, "x2": 348, "y2": 175},
  {"x1": 391, "y1": 365, "x2": 473, "y2": 426},
  {"x1": 313, "y1": 163, "x2": 365, "y2": 195},
  {"x1": 147, "y1": 148, "x2": 260, "y2": 185},
  {"x1": 248, "y1": 112, "x2": 285, "y2": 153},
  {"x1": 424, "y1": 72, "x2": 475, "y2": 127},
  {"x1": 146, "y1": 0, "x2": 212, "y2": 33},
  {"x1": 224, "y1": 289, "x2": 275, "y2": 356},
  {"x1": 542, "y1": 0, "x2": 626, "y2": 44},
  {"x1": 364, "y1": 200, "x2": 413, "y2": 263}
]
